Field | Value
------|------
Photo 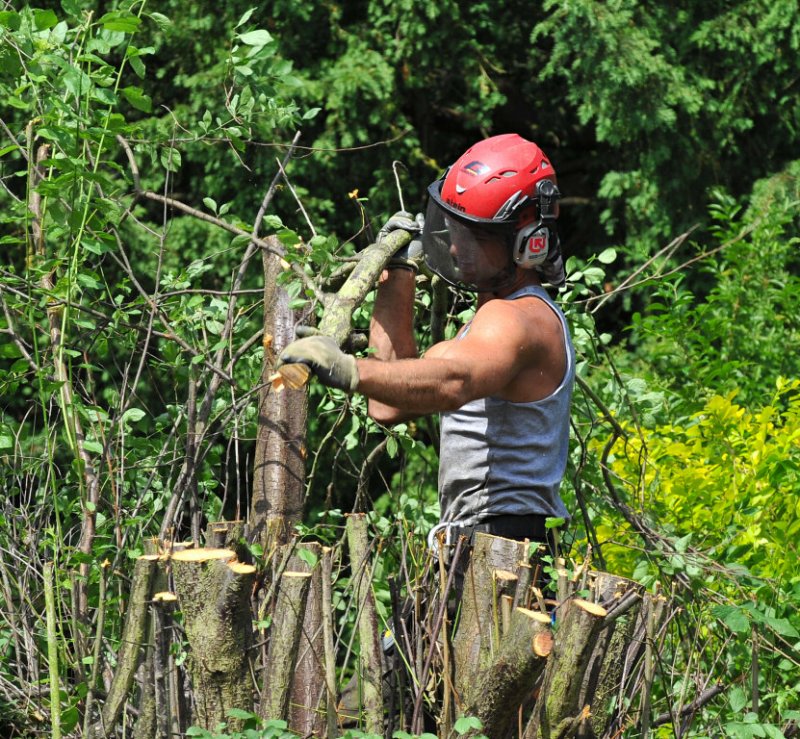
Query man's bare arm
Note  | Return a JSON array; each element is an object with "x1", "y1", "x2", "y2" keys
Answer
[{"x1": 361, "y1": 298, "x2": 539, "y2": 424}]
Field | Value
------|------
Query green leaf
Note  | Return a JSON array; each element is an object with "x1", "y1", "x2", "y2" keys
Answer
[
  {"x1": 765, "y1": 616, "x2": 800, "y2": 639},
  {"x1": 0, "y1": 11, "x2": 21, "y2": 30},
  {"x1": 83, "y1": 440, "x2": 103, "y2": 454},
  {"x1": 121, "y1": 408, "x2": 147, "y2": 425},
  {"x1": 203, "y1": 197, "x2": 218, "y2": 213},
  {"x1": 147, "y1": 12, "x2": 171, "y2": 30},
  {"x1": 99, "y1": 11, "x2": 141, "y2": 33},
  {"x1": 297, "y1": 547, "x2": 319, "y2": 569},
  {"x1": 122, "y1": 86, "x2": 152, "y2": 113},
  {"x1": 712, "y1": 605, "x2": 749, "y2": 634},
  {"x1": 302, "y1": 107, "x2": 321, "y2": 120},
  {"x1": 238, "y1": 29, "x2": 272, "y2": 46},
  {"x1": 34, "y1": 9, "x2": 58, "y2": 30},
  {"x1": 729, "y1": 686, "x2": 747, "y2": 714},
  {"x1": 226, "y1": 708, "x2": 256, "y2": 720},
  {"x1": 160, "y1": 147, "x2": 181, "y2": 172},
  {"x1": 454, "y1": 716, "x2": 484, "y2": 733},
  {"x1": 235, "y1": 8, "x2": 257, "y2": 28},
  {"x1": 597, "y1": 247, "x2": 617, "y2": 264}
]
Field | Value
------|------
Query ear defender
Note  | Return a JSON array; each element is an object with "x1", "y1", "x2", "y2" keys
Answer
[{"x1": 513, "y1": 180, "x2": 560, "y2": 269}]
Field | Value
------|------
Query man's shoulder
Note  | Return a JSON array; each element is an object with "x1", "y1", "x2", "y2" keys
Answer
[{"x1": 475, "y1": 291, "x2": 561, "y2": 326}]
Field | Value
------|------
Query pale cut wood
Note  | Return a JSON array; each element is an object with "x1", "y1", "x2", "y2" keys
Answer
[
  {"x1": 228, "y1": 562, "x2": 256, "y2": 574},
  {"x1": 574, "y1": 599, "x2": 608, "y2": 618},
  {"x1": 170, "y1": 547, "x2": 236, "y2": 562}
]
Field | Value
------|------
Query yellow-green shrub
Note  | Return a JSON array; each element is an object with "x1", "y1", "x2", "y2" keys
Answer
[{"x1": 595, "y1": 378, "x2": 800, "y2": 584}]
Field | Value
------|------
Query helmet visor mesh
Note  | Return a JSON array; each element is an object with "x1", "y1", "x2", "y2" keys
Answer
[{"x1": 421, "y1": 198, "x2": 516, "y2": 292}]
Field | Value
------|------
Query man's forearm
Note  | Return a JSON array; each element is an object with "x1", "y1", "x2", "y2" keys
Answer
[
  {"x1": 367, "y1": 269, "x2": 419, "y2": 421},
  {"x1": 357, "y1": 356, "x2": 470, "y2": 422},
  {"x1": 369, "y1": 269, "x2": 418, "y2": 361}
]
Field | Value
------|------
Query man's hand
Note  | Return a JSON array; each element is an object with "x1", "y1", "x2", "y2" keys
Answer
[
  {"x1": 377, "y1": 211, "x2": 425, "y2": 271},
  {"x1": 276, "y1": 329, "x2": 359, "y2": 393}
]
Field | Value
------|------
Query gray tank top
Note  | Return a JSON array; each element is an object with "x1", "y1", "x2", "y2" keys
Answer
[{"x1": 437, "y1": 285, "x2": 574, "y2": 528}]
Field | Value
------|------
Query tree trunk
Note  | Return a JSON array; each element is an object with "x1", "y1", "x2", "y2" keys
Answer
[
  {"x1": 460, "y1": 608, "x2": 553, "y2": 738},
  {"x1": 251, "y1": 235, "x2": 308, "y2": 551},
  {"x1": 453, "y1": 534, "x2": 531, "y2": 702},
  {"x1": 261, "y1": 570, "x2": 313, "y2": 721},
  {"x1": 345, "y1": 513, "x2": 385, "y2": 734},
  {"x1": 286, "y1": 542, "x2": 327, "y2": 737}
]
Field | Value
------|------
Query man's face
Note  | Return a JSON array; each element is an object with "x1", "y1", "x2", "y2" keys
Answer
[
  {"x1": 422, "y1": 198, "x2": 516, "y2": 291},
  {"x1": 446, "y1": 219, "x2": 513, "y2": 290}
]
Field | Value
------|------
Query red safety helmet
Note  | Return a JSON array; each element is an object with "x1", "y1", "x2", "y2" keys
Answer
[{"x1": 423, "y1": 134, "x2": 565, "y2": 290}]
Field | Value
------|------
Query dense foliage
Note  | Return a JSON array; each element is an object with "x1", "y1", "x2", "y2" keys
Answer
[{"x1": 1, "y1": 1, "x2": 800, "y2": 737}]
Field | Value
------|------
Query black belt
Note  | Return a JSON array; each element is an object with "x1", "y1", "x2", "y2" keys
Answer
[{"x1": 452, "y1": 514, "x2": 550, "y2": 545}]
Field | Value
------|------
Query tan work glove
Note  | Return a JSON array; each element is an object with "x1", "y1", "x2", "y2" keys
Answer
[
  {"x1": 377, "y1": 211, "x2": 425, "y2": 271},
  {"x1": 275, "y1": 327, "x2": 359, "y2": 393}
]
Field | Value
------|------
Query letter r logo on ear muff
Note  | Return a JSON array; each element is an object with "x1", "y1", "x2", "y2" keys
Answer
[
  {"x1": 512, "y1": 179, "x2": 560, "y2": 269},
  {"x1": 514, "y1": 225, "x2": 551, "y2": 267}
]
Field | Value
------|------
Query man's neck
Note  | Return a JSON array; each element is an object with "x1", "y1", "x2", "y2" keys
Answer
[{"x1": 478, "y1": 270, "x2": 542, "y2": 306}]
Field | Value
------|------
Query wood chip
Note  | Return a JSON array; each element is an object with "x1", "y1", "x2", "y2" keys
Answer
[{"x1": 269, "y1": 362, "x2": 311, "y2": 392}]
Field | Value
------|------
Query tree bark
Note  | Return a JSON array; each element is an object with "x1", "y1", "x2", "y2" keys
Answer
[
  {"x1": 251, "y1": 235, "x2": 308, "y2": 551},
  {"x1": 524, "y1": 599, "x2": 608, "y2": 739},
  {"x1": 262, "y1": 570, "x2": 313, "y2": 721},
  {"x1": 99, "y1": 556, "x2": 157, "y2": 735},
  {"x1": 577, "y1": 572, "x2": 644, "y2": 739},
  {"x1": 454, "y1": 534, "x2": 531, "y2": 703},
  {"x1": 286, "y1": 542, "x2": 327, "y2": 736},
  {"x1": 460, "y1": 608, "x2": 553, "y2": 738},
  {"x1": 345, "y1": 513, "x2": 385, "y2": 735}
]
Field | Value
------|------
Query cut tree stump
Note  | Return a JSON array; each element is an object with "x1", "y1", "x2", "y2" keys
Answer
[
  {"x1": 285, "y1": 541, "x2": 327, "y2": 736},
  {"x1": 170, "y1": 548, "x2": 257, "y2": 731},
  {"x1": 523, "y1": 599, "x2": 608, "y2": 739},
  {"x1": 459, "y1": 607, "x2": 553, "y2": 738},
  {"x1": 454, "y1": 534, "x2": 532, "y2": 704}
]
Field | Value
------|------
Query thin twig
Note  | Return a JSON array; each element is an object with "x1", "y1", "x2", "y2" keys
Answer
[{"x1": 276, "y1": 155, "x2": 316, "y2": 237}]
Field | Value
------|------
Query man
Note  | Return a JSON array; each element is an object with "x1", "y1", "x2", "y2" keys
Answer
[{"x1": 278, "y1": 133, "x2": 574, "y2": 552}]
